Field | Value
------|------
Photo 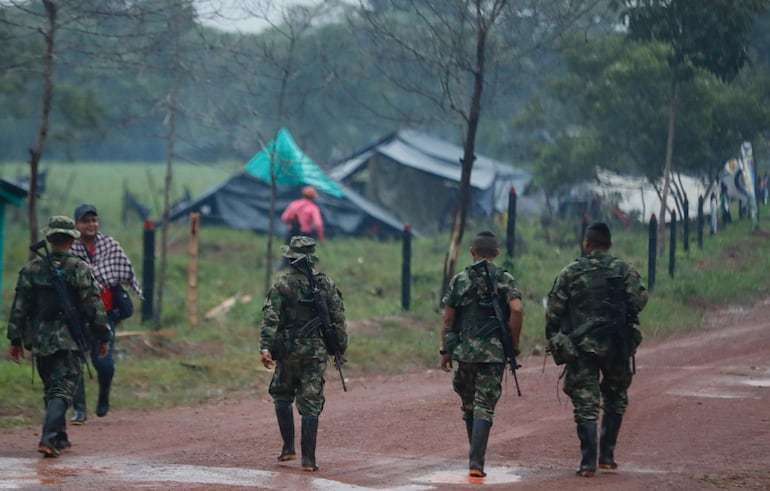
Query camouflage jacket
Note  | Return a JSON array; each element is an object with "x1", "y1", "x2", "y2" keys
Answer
[
  {"x1": 442, "y1": 262, "x2": 521, "y2": 363},
  {"x1": 545, "y1": 251, "x2": 648, "y2": 356},
  {"x1": 260, "y1": 268, "x2": 346, "y2": 361},
  {"x1": 6, "y1": 251, "x2": 110, "y2": 356}
]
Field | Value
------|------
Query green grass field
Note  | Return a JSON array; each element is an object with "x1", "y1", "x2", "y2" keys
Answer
[{"x1": 1, "y1": 162, "x2": 770, "y2": 428}]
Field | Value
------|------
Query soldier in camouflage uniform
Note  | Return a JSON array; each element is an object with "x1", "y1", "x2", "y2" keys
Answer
[
  {"x1": 440, "y1": 231, "x2": 523, "y2": 478},
  {"x1": 260, "y1": 236, "x2": 347, "y2": 472},
  {"x1": 6, "y1": 216, "x2": 111, "y2": 458},
  {"x1": 545, "y1": 222, "x2": 648, "y2": 477}
]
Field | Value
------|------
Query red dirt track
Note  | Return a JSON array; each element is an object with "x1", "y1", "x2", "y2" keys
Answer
[{"x1": 1, "y1": 299, "x2": 769, "y2": 490}]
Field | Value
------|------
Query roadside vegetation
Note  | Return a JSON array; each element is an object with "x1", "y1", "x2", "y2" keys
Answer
[{"x1": 1, "y1": 163, "x2": 770, "y2": 428}]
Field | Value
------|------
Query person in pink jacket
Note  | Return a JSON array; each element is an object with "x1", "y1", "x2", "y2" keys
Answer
[{"x1": 281, "y1": 186, "x2": 325, "y2": 243}]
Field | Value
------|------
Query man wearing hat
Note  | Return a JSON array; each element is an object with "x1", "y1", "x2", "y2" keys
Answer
[
  {"x1": 69, "y1": 204, "x2": 142, "y2": 424},
  {"x1": 6, "y1": 216, "x2": 111, "y2": 457},
  {"x1": 260, "y1": 236, "x2": 347, "y2": 472},
  {"x1": 281, "y1": 186, "x2": 325, "y2": 243}
]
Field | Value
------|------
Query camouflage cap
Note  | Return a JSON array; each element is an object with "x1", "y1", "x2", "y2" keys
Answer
[
  {"x1": 41, "y1": 215, "x2": 81, "y2": 238},
  {"x1": 281, "y1": 235, "x2": 317, "y2": 259}
]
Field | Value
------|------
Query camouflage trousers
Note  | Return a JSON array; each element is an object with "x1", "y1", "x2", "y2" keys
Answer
[
  {"x1": 562, "y1": 352, "x2": 632, "y2": 422},
  {"x1": 36, "y1": 350, "x2": 82, "y2": 406},
  {"x1": 269, "y1": 356, "x2": 327, "y2": 416},
  {"x1": 453, "y1": 362, "x2": 505, "y2": 422}
]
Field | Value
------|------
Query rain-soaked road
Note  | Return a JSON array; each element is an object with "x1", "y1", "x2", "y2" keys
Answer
[{"x1": 1, "y1": 299, "x2": 769, "y2": 490}]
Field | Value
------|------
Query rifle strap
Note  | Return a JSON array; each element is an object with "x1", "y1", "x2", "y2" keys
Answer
[{"x1": 297, "y1": 317, "x2": 322, "y2": 338}]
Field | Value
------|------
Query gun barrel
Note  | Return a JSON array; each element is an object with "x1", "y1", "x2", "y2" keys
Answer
[
  {"x1": 334, "y1": 353, "x2": 347, "y2": 392},
  {"x1": 29, "y1": 240, "x2": 47, "y2": 252}
]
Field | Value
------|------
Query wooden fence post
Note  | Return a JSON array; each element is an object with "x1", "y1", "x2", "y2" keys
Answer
[
  {"x1": 683, "y1": 197, "x2": 690, "y2": 252},
  {"x1": 141, "y1": 220, "x2": 155, "y2": 323},
  {"x1": 697, "y1": 195, "x2": 704, "y2": 249},
  {"x1": 580, "y1": 215, "x2": 589, "y2": 256},
  {"x1": 506, "y1": 186, "x2": 517, "y2": 260},
  {"x1": 188, "y1": 212, "x2": 200, "y2": 327},
  {"x1": 401, "y1": 224, "x2": 412, "y2": 311},
  {"x1": 668, "y1": 210, "x2": 676, "y2": 278},
  {"x1": 648, "y1": 214, "x2": 657, "y2": 292}
]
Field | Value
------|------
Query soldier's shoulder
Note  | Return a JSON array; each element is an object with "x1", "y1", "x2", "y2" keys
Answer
[
  {"x1": 446, "y1": 270, "x2": 470, "y2": 292},
  {"x1": 314, "y1": 270, "x2": 332, "y2": 282},
  {"x1": 62, "y1": 254, "x2": 91, "y2": 270},
  {"x1": 455, "y1": 268, "x2": 472, "y2": 282},
  {"x1": 607, "y1": 256, "x2": 633, "y2": 273},
  {"x1": 19, "y1": 258, "x2": 42, "y2": 276},
  {"x1": 561, "y1": 258, "x2": 586, "y2": 275}
]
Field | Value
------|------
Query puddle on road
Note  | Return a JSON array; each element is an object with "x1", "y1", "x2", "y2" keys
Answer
[
  {"x1": 417, "y1": 466, "x2": 523, "y2": 485},
  {"x1": 0, "y1": 457, "x2": 117, "y2": 489},
  {"x1": 668, "y1": 372, "x2": 770, "y2": 399},
  {"x1": 741, "y1": 378, "x2": 770, "y2": 387},
  {"x1": 0, "y1": 457, "x2": 433, "y2": 490},
  {"x1": 669, "y1": 389, "x2": 759, "y2": 399}
]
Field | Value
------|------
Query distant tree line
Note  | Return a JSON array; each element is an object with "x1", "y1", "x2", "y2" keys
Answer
[{"x1": 0, "y1": 0, "x2": 768, "y2": 189}]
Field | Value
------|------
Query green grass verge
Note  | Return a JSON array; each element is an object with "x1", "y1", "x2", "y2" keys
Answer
[{"x1": 2, "y1": 163, "x2": 770, "y2": 428}]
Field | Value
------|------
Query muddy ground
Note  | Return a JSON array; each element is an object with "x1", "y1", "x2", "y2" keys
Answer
[{"x1": 1, "y1": 298, "x2": 769, "y2": 490}]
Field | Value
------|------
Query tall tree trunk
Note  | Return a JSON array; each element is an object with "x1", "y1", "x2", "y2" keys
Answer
[
  {"x1": 265, "y1": 151, "x2": 278, "y2": 293},
  {"x1": 155, "y1": 4, "x2": 181, "y2": 326},
  {"x1": 441, "y1": 19, "x2": 487, "y2": 295},
  {"x1": 27, "y1": 0, "x2": 57, "y2": 255},
  {"x1": 657, "y1": 73, "x2": 678, "y2": 254},
  {"x1": 265, "y1": 73, "x2": 289, "y2": 294}
]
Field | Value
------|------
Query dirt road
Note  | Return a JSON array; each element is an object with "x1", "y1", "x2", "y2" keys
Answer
[{"x1": 1, "y1": 298, "x2": 769, "y2": 490}]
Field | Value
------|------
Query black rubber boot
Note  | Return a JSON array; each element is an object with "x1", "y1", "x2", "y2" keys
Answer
[
  {"x1": 599, "y1": 413, "x2": 623, "y2": 470},
  {"x1": 55, "y1": 431, "x2": 72, "y2": 452},
  {"x1": 39, "y1": 398, "x2": 67, "y2": 458},
  {"x1": 71, "y1": 377, "x2": 87, "y2": 424},
  {"x1": 463, "y1": 412, "x2": 473, "y2": 445},
  {"x1": 576, "y1": 420, "x2": 598, "y2": 477},
  {"x1": 96, "y1": 373, "x2": 112, "y2": 417},
  {"x1": 469, "y1": 419, "x2": 492, "y2": 477},
  {"x1": 301, "y1": 415, "x2": 319, "y2": 472},
  {"x1": 275, "y1": 403, "x2": 296, "y2": 461}
]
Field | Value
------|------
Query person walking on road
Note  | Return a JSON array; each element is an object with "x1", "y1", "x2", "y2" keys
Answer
[
  {"x1": 260, "y1": 236, "x2": 347, "y2": 472},
  {"x1": 440, "y1": 231, "x2": 523, "y2": 478},
  {"x1": 69, "y1": 204, "x2": 142, "y2": 424},
  {"x1": 6, "y1": 216, "x2": 111, "y2": 457},
  {"x1": 545, "y1": 222, "x2": 648, "y2": 477}
]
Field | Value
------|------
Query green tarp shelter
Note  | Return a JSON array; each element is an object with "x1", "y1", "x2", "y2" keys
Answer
[{"x1": 245, "y1": 128, "x2": 343, "y2": 198}]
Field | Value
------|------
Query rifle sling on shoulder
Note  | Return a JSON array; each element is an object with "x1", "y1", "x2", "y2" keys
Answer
[
  {"x1": 290, "y1": 255, "x2": 347, "y2": 392},
  {"x1": 470, "y1": 259, "x2": 521, "y2": 396},
  {"x1": 29, "y1": 240, "x2": 93, "y2": 379}
]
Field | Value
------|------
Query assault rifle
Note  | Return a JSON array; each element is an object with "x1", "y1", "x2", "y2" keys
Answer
[
  {"x1": 472, "y1": 260, "x2": 522, "y2": 396},
  {"x1": 30, "y1": 240, "x2": 93, "y2": 379},
  {"x1": 291, "y1": 255, "x2": 347, "y2": 392},
  {"x1": 605, "y1": 275, "x2": 637, "y2": 374}
]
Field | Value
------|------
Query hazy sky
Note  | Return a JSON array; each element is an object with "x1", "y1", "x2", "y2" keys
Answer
[{"x1": 196, "y1": 0, "x2": 331, "y2": 33}]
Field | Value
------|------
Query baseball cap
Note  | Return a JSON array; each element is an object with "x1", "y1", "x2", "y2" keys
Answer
[{"x1": 74, "y1": 204, "x2": 98, "y2": 222}]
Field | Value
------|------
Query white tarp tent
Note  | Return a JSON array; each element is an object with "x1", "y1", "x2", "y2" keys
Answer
[{"x1": 579, "y1": 169, "x2": 710, "y2": 223}]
